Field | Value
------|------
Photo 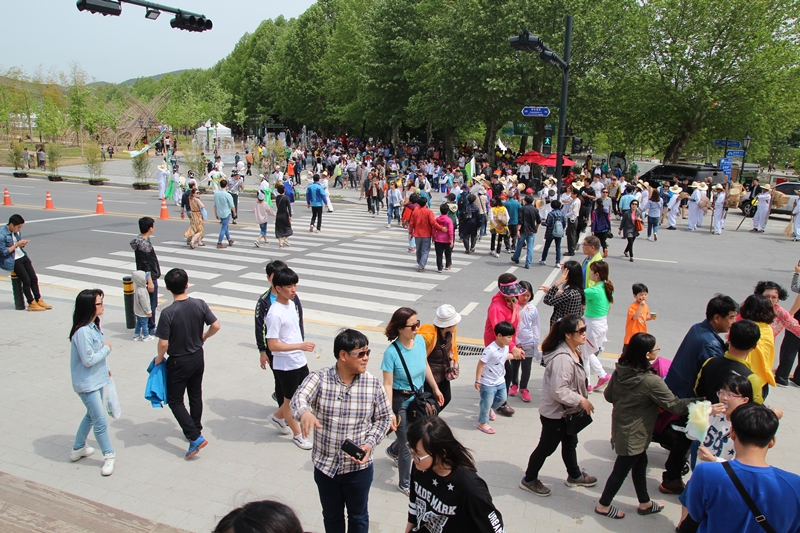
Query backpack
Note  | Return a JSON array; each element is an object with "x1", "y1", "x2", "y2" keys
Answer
[
  {"x1": 552, "y1": 214, "x2": 564, "y2": 238},
  {"x1": 457, "y1": 192, "x2": 469, "y2": 214}
]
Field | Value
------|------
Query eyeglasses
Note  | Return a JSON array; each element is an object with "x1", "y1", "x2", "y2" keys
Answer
[
  {"x1": 403, "y1": 321, "x2": 421, "y2": 330},
  {"x1": 407, "y1": 445, "x2": 431, "y2": 462},
  {"x1": 718, "y1": 390, "x2": 743, "y2": 401},
  {"x1": 571, "y1": 327, "x2": 587, "y2": 335},
  {"x1": 348, "y1": 349, "x2": 371, "y2": 358}
]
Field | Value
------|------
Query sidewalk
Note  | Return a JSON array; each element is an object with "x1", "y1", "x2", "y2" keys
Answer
[{"x1": 2, "y1": 281, "x2": 800, "y2": 532}]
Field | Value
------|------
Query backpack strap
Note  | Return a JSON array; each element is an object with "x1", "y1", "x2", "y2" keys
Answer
[
  {"x1": 722, "y1": 462, "x2": 776, "y2": 533},
  {"x1": 392, "y1": 341, "x2": 418, "y2": 393}
]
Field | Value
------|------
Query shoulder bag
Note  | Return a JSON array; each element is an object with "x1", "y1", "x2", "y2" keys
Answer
[
  {"x1": 722, "y1": 461, "x2": 776, "y2": 533},
  {"x1": 393, "y1": 341, "x2": 438, "y2": 422},
  {"x1": 547, "y1": 351, "x2": 592, "y2": 435}
]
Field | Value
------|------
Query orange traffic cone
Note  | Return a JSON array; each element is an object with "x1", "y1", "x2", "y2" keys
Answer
[
  {"x1": 95, "y1": 194, "x2": 106, "y2": 214},
  {"x1": 158, "y1": 198, "x2": 170, "y2": 220},
  {"x1": 2, "y1": 188, "x2": 12, "y2": 206},
  {"x1": 44, "y1": 191, "x2": 55, "y2": 210}
]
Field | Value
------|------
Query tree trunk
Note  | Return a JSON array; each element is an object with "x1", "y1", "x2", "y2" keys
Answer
[
  {"x1": 426, "y1": 121, "x2": 433, "y2": 146},
  {"x1": 444, "y1": 125, "x2": 456, "y2": 166},
  {"x1": 392, "y1": 124, "x2": 400, "y2": 147},
  {"x1": 663, "y1": 113, "x2": 703, "y2": 163},
  {"x1": 519, "y1": 135, "x2": 528, "y2": 154},
  {"x1": 483, "y1": 120, "x2": 497, "y2": 165}
]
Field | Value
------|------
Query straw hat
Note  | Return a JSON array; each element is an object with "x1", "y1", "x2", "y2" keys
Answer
[
  {"x1": 690, "y1": 182, "x2": 700, "y2": 188},
  {"x1": 669, "y1": 185, "x2": 683, "y2": 194},
  {"x1": 712, "y1": 183, "x2": 724, "y2": 191},
  {"x1": 433, "y1": 304, "x2": 462, "y2": 328},
  {"x1": 499, "y1": 177, "x2": 507, "y2": 186},
  {"x1": 517, "y1": 183, "x2": 526, "y2": 191},
  {"x1": 157, "y1": 163, "x2": 169, "y2": 172},
  {"x1": 761, "y1": 183, "x2": 772, "y2": 191},
  {"x1": 697, "y1": 183, "x2": 708, "y2": 191}
]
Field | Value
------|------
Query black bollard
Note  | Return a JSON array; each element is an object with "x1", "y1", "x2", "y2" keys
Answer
[
  {"x1": 122, "y1": 276, "x2": 135, "y2": 329},
  {"x1": 10, "y1": 272, "x2": 24, "y2": 310}
]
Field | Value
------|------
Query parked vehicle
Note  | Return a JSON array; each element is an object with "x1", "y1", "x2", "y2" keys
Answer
[
  {"x1": 640, "y1": 163, "x2": 726, "y2": 187},
  {"x1": 739, "y1": 180, "x2": 800, "y2": 217}
]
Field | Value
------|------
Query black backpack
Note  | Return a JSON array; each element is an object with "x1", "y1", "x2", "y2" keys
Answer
[{"x1": 458, "y1": 192, "x2": 472, "y2": 219}]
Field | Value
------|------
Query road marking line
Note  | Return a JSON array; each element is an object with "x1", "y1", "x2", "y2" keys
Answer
[
  {"x1": 628, "y1": 257, "x2": 678, "y2": 264},
  {"x1": 307, "y1": 252, "x2": 460, "y2": 272},
  {"x1": 291, "y1": 259, "x2": 444, "y2": 280},
  {"x1": 36, "y1": 274, "x2": 122, "y2": 295},
  {"x1": 109, "y1": 251, "x2": 246, "y2": 271},
  {"x1": 78, "y1": 257, "x2": 219, "y2": 280},
  {"x1": 483, "y1": 281, "x2": 496, "y2": 292},
  {"x1": 243, "y1": 269, "x2": 438, "y2": 291},
  {"x1": 154, "y1": 246, "x2": 267, "y2": 264},
  {"x1": 506, "y1": 266, "x2": 517, "y2": 273},
  {"x1": 532, "y1": 267, "x2": 562, "y2": 306},
  {"x1": 92, "y1": 230, "x2": 137, "y2": 236},
  {"x1": 460, "y1": 302, "x2": 480, "y2": 316},
  {"x1": 330, "y1": 245, "x2": 473, "y2": 266},
  {"x1": 238, "y1": 272, "x2": 422, "y2": 301},
  {"x1": 21, "y1": 214, "x2": 99, "y2": 224},
  {"x1": 157, "y1": 241, "x2": 292, "y2": 256}
]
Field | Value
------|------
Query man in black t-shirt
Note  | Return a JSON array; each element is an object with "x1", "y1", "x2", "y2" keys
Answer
[
  {"x1": 578, "y1": 178, "x2": 596, "y2": 234},
  {"x1": 155, "y1": 268, "x2": 220, "y2": 459}
]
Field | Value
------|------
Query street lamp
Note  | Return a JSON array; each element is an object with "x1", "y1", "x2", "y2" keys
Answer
[
  {"x1": 509, "y1": 17, "x2": 573, "y2": 192},
  {"x1": 740, "y1": 132, "x2": 752, "y2": 183}
]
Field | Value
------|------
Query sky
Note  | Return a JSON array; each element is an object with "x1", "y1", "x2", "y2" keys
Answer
[{"x1": 1, "y1": 0, "x2": 316, "y2": 84}]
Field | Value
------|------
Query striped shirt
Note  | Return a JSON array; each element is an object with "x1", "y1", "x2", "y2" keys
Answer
[{"x1": 291, "y1": 365, "x2": 392, "y2": 477}]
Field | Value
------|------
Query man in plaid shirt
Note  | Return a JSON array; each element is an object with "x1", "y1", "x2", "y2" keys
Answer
[{"x1": 291, "y1": 329, "x2": 392, "y2": 533}]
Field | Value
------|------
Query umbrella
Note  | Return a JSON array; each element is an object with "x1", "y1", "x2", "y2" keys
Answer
[
  {"x1": 538, "y1": 154, "x2": 576, "y2": 167},
  {"x1": 515, "y1": 150, "x2": 546, "y2": 164}
]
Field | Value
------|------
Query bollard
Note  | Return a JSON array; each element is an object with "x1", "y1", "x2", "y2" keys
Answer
[
  {"x1": 122, "y1": 276, "x2": 135, "y2": 329},
  {"x1": 10, "y1": 272, "x2": 25, "y2": 310}
]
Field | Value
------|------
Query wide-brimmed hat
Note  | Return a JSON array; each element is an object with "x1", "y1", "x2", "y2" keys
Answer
[
  {"x1": 433, "y1": 304, "x2": 462, "y2": 328},
  {"x1": 498, "y1": 280, "x2": 527, "y2": 297},
  {"x1": 157, "y1": 163, "x2": 168, "y2": 172},
  {"x1": 690, "y1": 182, "x2": 700, "y2": 188},
  {"x1": 669, "y1": 185, "x2": 682, "y2": 194},
  {"x1": 761, "y1": 183, "x2": 772, "y2": 191},
  {"x1": 712, "y1": 183, "x2": 724, "y2": 190},
  {"x1": 517, "y1": 183, "x2": 526, "y2": 191},
  {"x1": 499, "y1": 177, "x2": 507, "y2": 186},
  {"x1": 697, "y1": 182, "x2": 708, "y2": 191}
]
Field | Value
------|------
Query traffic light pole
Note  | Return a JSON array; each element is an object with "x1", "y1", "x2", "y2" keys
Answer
[{"x1": 554, "y1": 16, "x2": 572, "y2": 193}]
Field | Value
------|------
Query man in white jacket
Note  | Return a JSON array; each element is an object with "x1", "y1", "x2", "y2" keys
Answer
[
  {"x1": 751, "y1": 184, "x2": 772, "y2": 233},
  {"x1": 666, "y1": 185, "x2": 682, "y2": 230}
]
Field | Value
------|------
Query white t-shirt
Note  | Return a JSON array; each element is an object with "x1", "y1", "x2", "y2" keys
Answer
[
  {"x1": 699, "y1": 413, "x2": 735, "y2": 462},
  {"x1": 265, "y1": 300, "x2": 307, "y2": 371},
  {"x1": 12, "y1": 234, "x2": 24, "y2": 260},
  {"x1": 479, "y1": 341, "x2": 509, "y2": 387}
]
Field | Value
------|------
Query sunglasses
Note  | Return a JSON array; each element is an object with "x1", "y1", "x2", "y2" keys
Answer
[
  {"x1": 403, "y1": 321, "x2": 421, "y2": 330},
  {"x1": 571, "y1": 327, "x2": 587, "y2": 335},
  {"x1": 348, "y1": 349, "x2": 371, "y2": 358}
]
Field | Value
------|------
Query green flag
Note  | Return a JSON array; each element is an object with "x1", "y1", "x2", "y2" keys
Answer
[{"x1": 464, "y1": 157, "x2": 475, "y2": 185}]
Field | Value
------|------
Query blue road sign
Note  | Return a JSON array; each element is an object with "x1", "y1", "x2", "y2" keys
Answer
[
  {"x1": 727, "y1": 150, "x2": 745, "y2": 157},
  {"x1": 714, "y1": 139, "x2": 742, "y2": 148},
  {"x1": 521, "y1": 106, "x2": 550, "y2": 118},
  {"x1": 720, "y1": 157, "x2": 732, "y2": 179}
]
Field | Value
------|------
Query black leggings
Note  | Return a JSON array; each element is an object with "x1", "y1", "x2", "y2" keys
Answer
[
  {"x1": 509, "y1": 358, "x2": 533, "y2": 389},
  {"x1": 424, "y1": 378, "x2": 451, "y2": 412},
  {"x1": 595, "y1": 230, "x2": 608, "y2": 251},
  {"x1": 624, "y1": 236, "x2": 636, "y2": 258},
  {"x1": 525, "y1": 416, "x2": 581, "y2": 481},
  {"x1": 490, "y1": 231, "x2": 508, "y2": 253},
  {"x1": 599, "y1": 452, "x2": 650, "y2": 506},
  {"x1": 462, "y1": 224, "x2": 478, "y2": 251},
  {"x1": 14, "y1": 255, "x2": 40, "y2": 304},
  {"x1": 776, "y1": 308, "x2": 800, "y2": 382}
]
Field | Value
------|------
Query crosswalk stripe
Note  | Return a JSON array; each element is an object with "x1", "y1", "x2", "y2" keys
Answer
[
  {"x1": 37, "y1": 274, "x2": 123, "y2": 295},
  {"x1": 213, "y1": 281, "x2": 402, "y2": 314},
  {"x1": 237, "y1": 272, "x2": 421, "y2": 301},
  {"x1": 296, "y1": 259, "x2": 445, "y2": 280},
  {"x1": 330, "y1": 245, "x2": 473, "y2": 266},
  {"x1": 157, "y1": 242, "x2": 292, "y2": 257},
  {"x1": 78, "y1": 257, "x2": 219, "y2": 280},
  {"x1": 226, "y1": 231, "x2": 324, "y2": 246},
  {"x1": 354, "y1": 237, "x2": 409, "y2": 247},
  {"x1": 109, "y1": 251, "x2": 246, "y2": 271},
  {"x1": 48, "y1": 264, "x2": 136, "y2": 282},
  {"x1": 154, "y1": 246, "x2": 266, "y2": 264},
  {"x1": 307, "y1": 252, "x2": 460, "y2": 273},
  {"x1": 242, "y1": 268, "x2": 437, "y2": 291},
  {"x1": 190, "y1": 291, "x2": 383, "y2": 327}
]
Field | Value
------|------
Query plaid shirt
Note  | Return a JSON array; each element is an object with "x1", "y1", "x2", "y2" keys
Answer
[
  {"x1": 544, "y1": 285, "x2": 584, "y2": 325},
  {"x1": 291, "y1": 365, "x2": 392, "y2": 477}
]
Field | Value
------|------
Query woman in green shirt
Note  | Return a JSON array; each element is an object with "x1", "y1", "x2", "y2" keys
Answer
[{"x1": 584, "y1": 260, "x2": 614, "y2": 391}]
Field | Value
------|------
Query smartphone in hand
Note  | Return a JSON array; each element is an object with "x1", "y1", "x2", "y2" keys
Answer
[{"x1": 341, "y1": 438, "x2": 366, "y2": 461}]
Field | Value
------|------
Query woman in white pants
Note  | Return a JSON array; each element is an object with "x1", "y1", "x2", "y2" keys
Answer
[
  {"x1": 712, "y1": 184, "x2": 726, "y2": 235},
  {"x1": 751, "y1": 184, "x2": 772, "y2": 233},
  {"x1": 666, "y1": 185, "x2": 682, "y2": 229},
  {"x1": 793, "y1": 199, "x2": 800, "y2": 241},
  {"x1": 583, "y1": 260, "x2": 613, "y2": 391}
]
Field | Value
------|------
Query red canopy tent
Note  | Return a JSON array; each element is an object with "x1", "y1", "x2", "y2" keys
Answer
[
  {"x1": 538, "y1": 154, "x2": 576, "y2": 167},
  {"x1": 515, "y1": 150, "x2": 546, "y2": 164}
]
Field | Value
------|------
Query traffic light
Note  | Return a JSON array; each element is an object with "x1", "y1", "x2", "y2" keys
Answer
[
  {"x1": 542, "y1": 125, "x2": 553, "y2": 156},
  {"x1": 76, "y1": 0, "x2": 122, "y2": 16},
  {"x1": 571, "y1": 136, "x2": 582, "y2": 154},
  {"x1": 170, "y1": 12, "x2": 213, "y2": 32}
]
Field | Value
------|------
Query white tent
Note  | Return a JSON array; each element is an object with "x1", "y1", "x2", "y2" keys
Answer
[{"x1": 196, "y1": 120, "x2": 232, "y2": 140}]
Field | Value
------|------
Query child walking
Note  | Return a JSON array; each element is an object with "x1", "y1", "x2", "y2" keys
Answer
[
  {"x1": 476, "y1": 321, "x2": 522, "y2": 434},
  {"x1": 433, "y1": 203, "x2": 455, "y2": 272},
  {"x1": 622, "y1": 283, "x2": 655, "y2": 355},
  {"x1": 253, "y1": 189, "x2": 275, "y2": 247},
  {"x1": 131, "y1": 270, "x2": 154, "y2": 341},
  {"x1": 508, "y1": 281, "x2": 540, "y2": 403}
]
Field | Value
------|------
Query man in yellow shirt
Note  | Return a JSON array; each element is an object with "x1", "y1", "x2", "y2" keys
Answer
[{"x1": 581, "y1": 236, "x2": 604, "y2": 288}]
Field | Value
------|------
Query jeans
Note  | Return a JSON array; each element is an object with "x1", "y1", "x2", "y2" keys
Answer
[
  {"x1": 134, "y1": 316, "x2": 150, "y2": 337},
  {"x1": 595, "y1": 230, "x2": 608, "y2": 251},
  {"x1": 512, "y1": 232, "x2": 536, "y2": 267},
  {"x1": 509, "y1": 357, "x2": 534, "y2": 389},
  {"x1": 599, "y1": 452, "x2": 650, "y2": 506},
  {"x1": 368, "y1": 197, "x2": 380, "y2": 215},
  {"x1": 490, "y1": 230, "x2": 508, "y2": 254},
  {"x1": 13, "y1": 255, "x2": 40, "y2": 304},
  {"x1": 507, "y1": 224, "x2": 518, "y2": 250},
  {"x1": 434, "y1": 242, "x2": 452, "y2": 271},
  {"x1": 167, "y1": 350, "x2": 205, "y2": 442},
  {"x1": 388, "y1": 405, "x2": 412, "y2": 488},
  {"x1": 524, "y1": 416, "x2": 581, "y2": 481},
  {"x1": 314, "y1": 465, "x2": 373, "y2": 533},
  {"x1": 647, "y1": 215, "x2": 659, "y2": 237},
  {"x1": 415, "y1": 237, "x2": 431, "y2": 269},
  {"x1": 311, "y1": 205, "x2": 323, "y2": 230},
  {"x1": 387, "y1": 205, "x2": 400, "y2": 224},
  {"x1": 148, "y1": 279, "x2": 158, "y2": 332},
  {"x1": 478, "y1": 383, "x2": 507, "y2": 424},
  {"x1": 540, "y1": 235, "x2": 562, "y2": 264},
  {"x1": 259, "y1": 222, "x2": 268, "y2": 236},
  {"x1": 74, "y1": 388, "x2": 114, "y2": 456},
  {"x1": 462, "y1": 224, "x2": 478, "y2": 251},
  {"x1": 479, "y1": 213, "x2": 487, "y2": 236},
  {"x1": 218, "y1": 215, "x2": 232, "y2": 244}
]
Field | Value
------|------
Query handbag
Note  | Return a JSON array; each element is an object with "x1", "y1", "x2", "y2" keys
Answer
[
  {"x1": 634, "y1": 216, "x2": 644, "y2": 232},
  {"x1": 723, "y1": 462, "x2": 776, "y2": 533},
  {"x1": 393, "y1": 342, "x2": 438, "y2": 422},
  {"x1": 564, "y1": 408, "x2": 593, "y2": 436},
  {"x1": 445, "y1": 358, "x2": 460, "y2": 381},
  {"x1": 200, "y1": 207, "x2": 208, "y2": 220}
]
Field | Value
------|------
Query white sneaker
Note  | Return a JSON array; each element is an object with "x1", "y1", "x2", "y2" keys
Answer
[
  {"x1": 292, "y1": 434, "x2": 312, "y2": 450},
  {"x1": 142, "y1": 335, "x2": 155, "y2": 342},
  {"x1": 269, "y1": 414, "x2": 292, "y2": 435},
  {"x1": 133, "y1": 335, "x2": 142, "y2": 341},
  {"x1": 101, "y1": 453, "x2": 115, "y2": 476},
  {"x1": 69, "y1": 446, "x2": 95, "y2": 462}
]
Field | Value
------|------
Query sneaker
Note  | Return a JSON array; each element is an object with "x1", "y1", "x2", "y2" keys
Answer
[
  {"x1": 538, "y1": 260, "x2": 546, "y2": 265},
  {"x1": 654, "y1": 233, "x2": 658, "y2": 242},
  {"x1": 509, "y1": 384, "x2": 519, "y2": 396},
  {"x1": 520, "y1": 389, "x2": 531, "y2": 402},
  {"x1": 133, "y1": 334, "x2": 142, "y2": 341},
  {"x1": 595, "y1": 375, "x2": 611, "y2": 391},
  {"x1": 69, "y1": 446, "x2": 95, "y2": 462},
  {"x1": 398, "y1": 484, "x2": 410, "y2": 496},
  {"x1": 292, "y1": 434, "x2": 312, "y2": 450},
  {"x1": 254, "y1": 240, "x2": 260, "y2": 247},
  {"x1": 775, "y1": 377, "x2": 789, "y2": 387},
  {"x1": 101, "y1": 453, "x2": 116, "y2": 476},
  {"x1": 228, "y1": 239, "x2": 235, "y2": 246},
  {"x1": 269, "y1": 414, "x2": 292, "y2": 435},
  {"x1": 217, "y1": 243, "x2": 227, "y2": 249},
  {"x1": 142, "y1": 335, "x2": 155, "y2": 342},
  {"x1": 496, "y1": 404, "x2": 515, "y2": 417},
  {"x1": 587, "y1": 385, "x2": 594, "y2": 393},
  {"x1": 36, "y1": 298, "x2": 52, "y2": 310},
  {"x1": 185, "y1": 436, "x2": 207, "y2": 459},
  {"x1": 386, "y1": 446, "x2": 399, "y2": 467},
  {"x1": 511, "y1": 258, "x2": 519, "y2": 264},
  {"x1": 27, "y1": 301, "x2": 45, "y2": 312},
  {"x1": 520, "y1": 477, "x2": 551, "y2": 497},
  {"x1": 566, "y1": 469, "x2": 597, "y2": 488},
  {"x1": 658, "y1": 475, "x2": 686, "y2": 494}
]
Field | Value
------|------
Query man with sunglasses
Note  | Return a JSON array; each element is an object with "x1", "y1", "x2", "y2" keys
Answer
[{"x1": 292, "y1": 329, "x2": 392, "y2": 533}]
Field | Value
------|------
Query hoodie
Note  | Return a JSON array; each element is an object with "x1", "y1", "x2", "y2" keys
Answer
[
  {"x1": 483, "y1": 292, "x2": 520, "y2": 350},
  {"x1": 604, "y1": 363, "x2": 693, "y2": 456},
  {"x1": 131, "y1": 270, "x2": 151, "y2": 318}
]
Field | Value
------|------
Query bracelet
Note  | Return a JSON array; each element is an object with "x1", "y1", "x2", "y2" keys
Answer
[{"x1": 475, "y1": 381, "x2": 481, "y2": 384}]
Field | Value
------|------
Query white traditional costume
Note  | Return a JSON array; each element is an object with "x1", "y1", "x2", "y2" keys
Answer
[
  {"x1": 712, "y1": 185, "x2": 726, "y2": 235},
  {"x1": 666, "y1": 185, "x2": 682, "y2": 229},
  {"x1": 752, "y1": 186, "x2": 772, "y2": 232}
]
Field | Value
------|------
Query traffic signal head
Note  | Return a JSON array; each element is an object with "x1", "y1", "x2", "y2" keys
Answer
[
  {"x1": 76, "y1": 0, "x2": 122, "y2": 16},
  {"x1": 572, "y1": 136, "x2": 582, "y2": 153},
  {"x1": 542, "y1": 125, "x2": 553, "y2": 156},
  {"x1": 170, "y1": 12, "x2": 213, "y2": 32}
]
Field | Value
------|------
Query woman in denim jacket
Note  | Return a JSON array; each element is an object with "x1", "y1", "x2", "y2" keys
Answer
[{"x1": 69, "y1": 289, "x2": 115, "y2": 476}]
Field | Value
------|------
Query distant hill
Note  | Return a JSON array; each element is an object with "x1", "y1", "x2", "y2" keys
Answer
[{"x1": 119, "y1": 70, "x2": 187, "y2": 86}]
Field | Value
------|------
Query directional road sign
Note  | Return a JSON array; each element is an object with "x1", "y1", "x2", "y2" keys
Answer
[
  {"x1": 714, "y1": 139, "x2": 742, "y2": 148},
  {"x1": 727, "y1": 150, "x2": 745, "y2": 158},
  {"x1": 521, "y1": 106, "x2": 550, "y2": 118},
  {"x1": 719, "y1": 157, "x2": 732, "y2": 180}
]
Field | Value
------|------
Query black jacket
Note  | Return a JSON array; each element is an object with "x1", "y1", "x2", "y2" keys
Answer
[
  {"x1": 254, "y1": 288, "x2": 305, "y2": 359},
  {"x1": 130, "y1": 236, "x2": 161, "y2": 279},
  {"x1": 519, "y1": 204, "x2": 541, "y2": 233}
]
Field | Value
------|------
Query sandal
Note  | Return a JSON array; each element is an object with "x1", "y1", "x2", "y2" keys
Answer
[
  {"x1": 637, "y1": 501, "x2": 663, "y2": 515},
  {"x1": 189, "y1": 242, "x2": 195, "y2": 249},
  {"x1": 476, "y1": 424, "x2": 495, "y2": 434},
  {"x1": 198, "y1": 242, "x2": 205, "y2": 246},
  {"x1": 595, "y1": 506, "x2": 625, "y2": 519}
]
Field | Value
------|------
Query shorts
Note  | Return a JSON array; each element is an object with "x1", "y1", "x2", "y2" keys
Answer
[{"x1": 273, "y1": 365, "x2": 309, "y2": 405}]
